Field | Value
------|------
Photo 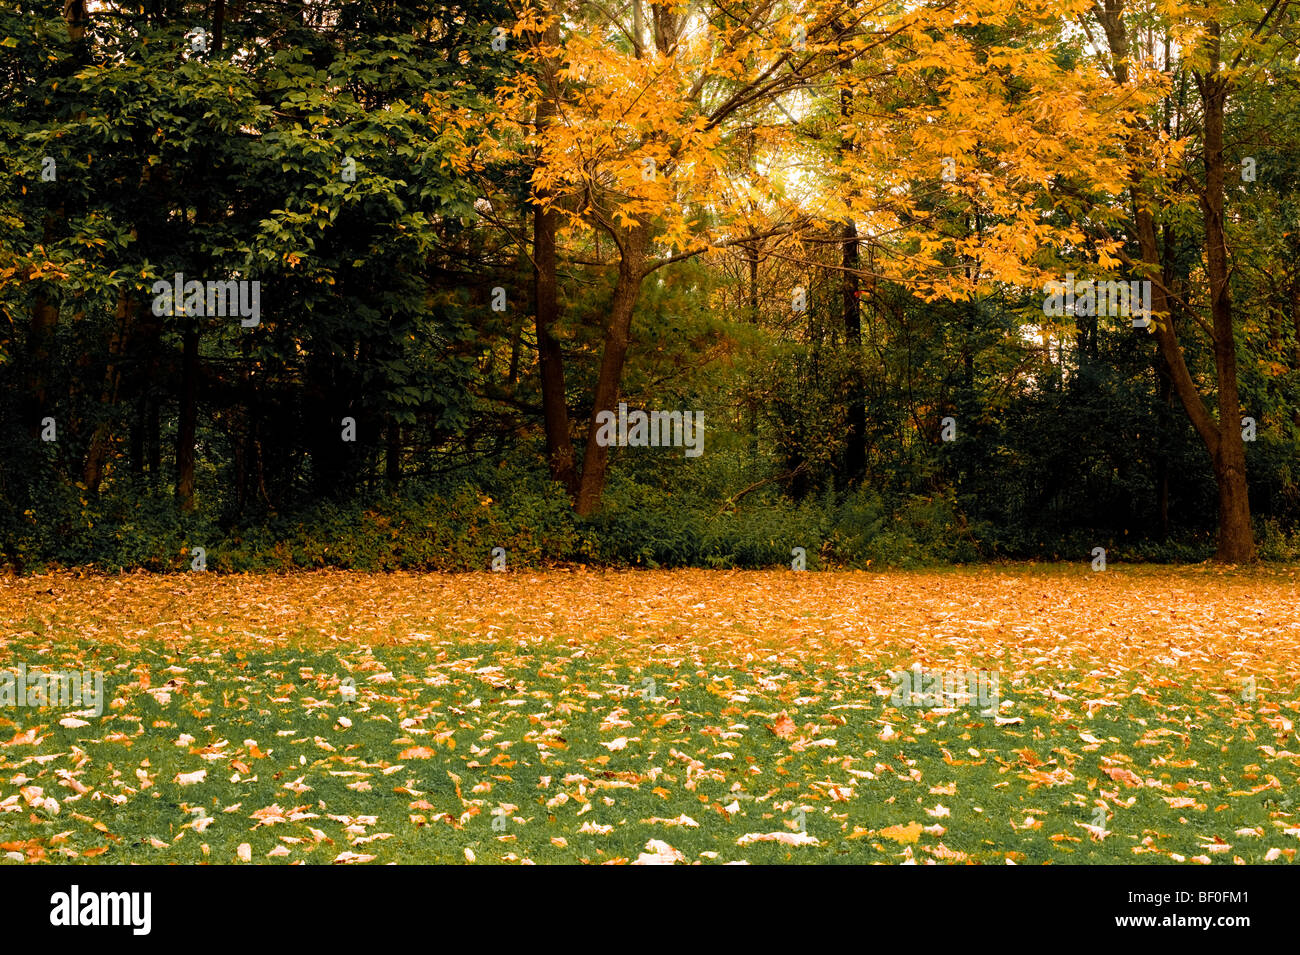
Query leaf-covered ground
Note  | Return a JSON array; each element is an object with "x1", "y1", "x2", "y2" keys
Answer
[{"x1": 2, "y1": 566, "x2": 1298, "y2": 864}]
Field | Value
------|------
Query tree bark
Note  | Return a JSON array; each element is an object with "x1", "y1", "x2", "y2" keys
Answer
[
  {"x1": 841, "y1": 90, "x2": 866, "y2": 485},
  {"x1": 842, "y1": 219, "x2": 865, "y2": 483},
  {"x1": 213, "y1": 0, "x2": 226, "y2": 53},
  {"x1": 385, "y1": 419, "x2": 401, "y2": 488},
  {"x1": 25, "y1": 294, "x2": 58, "y2": 439},
  {"x1": 747, "y1": 242, "x2": 760, "y2": 449},
  {"x1": 175, "y1": 327, "x2": 199, "y2": 511},
  {"x1": 147, "y1": 396, "x2": 161, "y2": 483},
  {"x1": 24, "y1": 5, "x2": 82, "y2": 439},
  {"x1": 1197, "y1": 31, "x2": 1255, "y2": 560},
  {"x1": 1096, "y1": 1, "x2": 1256, "y2": 561},
  {"x1": 82, "y1": 291, "x2": 136, "y2": 492},
  {"x1": 573, "y1": 226, "x2": 651, "y2": 516},
  {"x1": 532, "y1": 9, "x2": 578, "y2": 495}
]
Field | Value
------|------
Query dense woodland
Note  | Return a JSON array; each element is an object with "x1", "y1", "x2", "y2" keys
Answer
[{"x1": 3, "y1": 0, "x2": 1300, "y2": 572}]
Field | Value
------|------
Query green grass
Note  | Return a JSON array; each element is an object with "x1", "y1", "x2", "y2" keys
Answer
[{"x1": 3, "y1": 622, "x2": 1297, "y2": 864}]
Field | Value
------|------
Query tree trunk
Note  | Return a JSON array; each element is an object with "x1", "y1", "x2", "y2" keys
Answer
[
  {"x1": 842, "y1": 218, "x2": 865, "y2": 484},
  {"x1": 1155, "y1": 348, "x2": 1172, "y2": 539},
  {"x1": 573, "y1": 226, "x2": 651, "y2": 516},
  {"x1": 26, "y1": 3, "x2": 89, "y2": 437},
  {"x1": 82, "y1": 291, "x2": 136, "y2": 492},
  {"x1": 532, "y1": 10, "x2": 578, "y2": 495},
  {"x1": 212, "y1": 0, "x2": 225, "y2": 53},
  {"x1": 747, "y1": 242, "x2": 760, "y2": 449},
  {"x1": 147, "y1": 396, "x2": 161, "y2": 483},
  {"x1": 1198, "y1": 37, "x2": 1255, "y2": 561},
  {"x1": 25, "y1": 293, "x2": 58, "y2": 439},
  {"x1": 1096, "y1": 1, "x2": 1255, "y2": 561},
  {"x1": 175, "y1": 327, "x2": 199, "y2": 511},
  {"x1": 130, "y1": 398, "x2": 145, "y2": 476},
  {"x1": 840, "y1": 84, "x2": 866, "y2": 485},
  {"x1": 63, "y1": 1, "x2": 87, "y2": 43},
  {"x1": 385, "y1": 419, "x2": 401, "y2": 488}
]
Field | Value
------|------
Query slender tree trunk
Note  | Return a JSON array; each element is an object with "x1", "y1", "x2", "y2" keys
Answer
[
  {"x1": 1197, "y1": 38, "x2": 1255, "y2": 560},
  {"x1": 26, "y1": 3, "x2": 89, "y2": 437},
  {"x1": 130, "y1": 400, "x2": 145, "y2": 476},
  {"x1": 532, "y1": 10, "x2": 578, "y2": 495},
  {"x1": 842, "y1": 219, "x2": 865, "y2": 484},
  {"x1": 747, "y1": 243, "x2": 760, "y2": 449},
  {"x1": 1155, "y1": 348, "x2": 1172, "y2": 539},
  {"x1": 212, "y1": 0, "x2": 225, "y2": 52},
  {"x1": 126, "y1": 309, "x2": 162, "y2": 480},
  {"x1": 147, "y1": 396, "x2": 161, "y2": 483},
  {"x1": 25, "y1": 294, "x2": 58, "y2": 439},
  {"x1": 385, "y1": 419, "x2": 401, "y2": 488},
  {"x1": 574, "y1": 227, "x2": 651, "y2": 516},
  {"x1": 63, "y1": 1, "x2": 86, "y2": 43},
  {"x1": 840, "y1": 88, "x2": 866, "y2": 486},
  {"x1": 170, "y1": 0, "x2": 226, "y2": 513},
  {"x1": 82, "y1": 291, "x2": 136, "y2": 492},
  {"x1": 175, "y1": 327, "x2": 199, "y2": 511},
  {"x1": 534, "y1": 197, "x2": 577, "y2": 492},
  {"x1": 25, "y1": 2, "x2": 80, "y2": 436},
  {"x1": 1097, "y1": 1, "x2": 1255, "y2": 561}
]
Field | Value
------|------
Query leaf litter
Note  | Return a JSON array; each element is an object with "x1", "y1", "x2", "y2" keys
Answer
[{"x1": 1, "y1": 565, "x2": 1297, "y2": 864}]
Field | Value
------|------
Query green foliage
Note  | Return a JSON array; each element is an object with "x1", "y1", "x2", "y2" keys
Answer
[{"x1": 3, "y1": 1, "x2": 1300, "y2": 573}]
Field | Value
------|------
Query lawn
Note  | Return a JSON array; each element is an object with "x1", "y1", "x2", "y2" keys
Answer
[{"x1": 2, "y1": 566, "x2": 1298, "y2": 864}]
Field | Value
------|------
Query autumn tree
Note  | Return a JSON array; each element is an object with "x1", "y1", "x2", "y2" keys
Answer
[
  {"x1": 502, "y1": 0, "x2": 1139, "y2": 515},
  {"x1": 1081, "y1": 0, "x2": 1300, "y2": 561}
]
